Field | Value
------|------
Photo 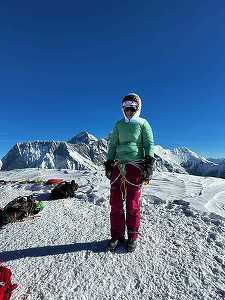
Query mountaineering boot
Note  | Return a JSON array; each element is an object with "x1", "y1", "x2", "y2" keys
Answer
[
  {"x1": 118, "y1": 236, "x2": 125, "y2": 243},
  {"x1": 106, "y1": 236, "x2": 125, "y2": 252},
  {"x1": 107, "y1": 239, "x2": 119, "y2": 252},
  {"x1": 127, "y1": 238, "x2": 137, "y2": 253}
]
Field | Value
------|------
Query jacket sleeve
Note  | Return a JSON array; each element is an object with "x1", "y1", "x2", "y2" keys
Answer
[
  {"x1": 107, "y1": 124, "x2": 119, "y2": 160},
  {"x1": 142, "y1": 120, "x2": 154, "y2": 157}
]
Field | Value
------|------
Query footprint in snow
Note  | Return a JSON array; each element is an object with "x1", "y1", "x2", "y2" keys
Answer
[
  {"x1": 214, "y1": 255, "x2": 224, "y2": 266},
  {"x1": 208, "y1": 213, "x2": 225, "y2": 227},
  {"x1": 206, "y1": 232, "x2": 217, "y2": 244},
  {"x1": 173, "y1": 199, "x2": 190, "y2": 207},
  {"x1": 150, "y1": 195, "x2": 166, "y2": 205},
  {"x1": 172, "y1": 200, "x2": 198, "y2": 218},
  {"x1": 216, "y1": 289, "x2": 225, "y2": 298},
  {"x1": 182, "y1": 207, "x2": 198, "y2": 218},
  {"x1": 87, "y1": 193, "x2": 106, "y2": 206}
]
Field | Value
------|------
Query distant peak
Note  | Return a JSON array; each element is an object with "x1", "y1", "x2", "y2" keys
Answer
[
  {"x1": 173, "y1": 147, "x2": 199, "y2": 157},
  {"x1": 173, "y1": 147, "x2": 211, "y2": 163},
  {"x1": 68, "y1": 131, "x2": 98, "y2": 145},
  {"x1": 174, "y1": 147, "x2": 191, "y2": 152}
]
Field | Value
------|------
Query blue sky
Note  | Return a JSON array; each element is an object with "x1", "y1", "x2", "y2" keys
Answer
[{"x1": 0, "y1": 0, "x2": 225, "y2": 159}]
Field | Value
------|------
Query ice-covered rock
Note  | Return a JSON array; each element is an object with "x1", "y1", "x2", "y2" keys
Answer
[
  {"x1": 154, "y1": 145, "x2": 187, "y2": 174},
  {"x1": 172, "y1": 147, "x2": 225, "y2": 178},
  {"x1": 1, "y1": 141, "x2": 97, "y2": 171},
  {"x1": 72, "y1": 138, "x2": 108, "y2": 166},
  {"x1": 68, "y1": 131, "x2": 108, "y2": 166},
  {"x1": 1, "y1": 131, "x2": 224, "y2": 178},
  {"x1": 68, "y1": 131, "x2": 98, "y2": 145}
]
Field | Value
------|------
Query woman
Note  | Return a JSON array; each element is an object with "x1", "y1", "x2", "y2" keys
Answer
[{"x1": 104, "y1": 93, "x2": 155, "y2": 252}]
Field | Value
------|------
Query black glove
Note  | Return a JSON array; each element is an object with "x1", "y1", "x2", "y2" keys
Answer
[
  {"x1": 104, "y1": 160, "x2": 114, "y2": 180},
  {"x1": 142, "y1": 156, "x2": 155, "y2": 183}
]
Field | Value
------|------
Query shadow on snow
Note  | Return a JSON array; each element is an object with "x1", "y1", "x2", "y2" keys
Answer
[{"x1": 0, "y1": 240, "x2": 127, "y2": 261}]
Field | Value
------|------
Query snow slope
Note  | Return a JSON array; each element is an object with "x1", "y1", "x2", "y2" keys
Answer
[{"x1": 0, "y1": 169, "x2": 225, "y2": 300}]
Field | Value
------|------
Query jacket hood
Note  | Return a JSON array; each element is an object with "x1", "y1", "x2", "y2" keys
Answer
[{"x1": 121, "y1": 93, "x2": 142, "y2": 123}]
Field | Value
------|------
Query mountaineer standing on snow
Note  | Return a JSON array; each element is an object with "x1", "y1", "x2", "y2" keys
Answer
[{"x1": 104, "y1": 93, "x2": 155, "y2": 252}]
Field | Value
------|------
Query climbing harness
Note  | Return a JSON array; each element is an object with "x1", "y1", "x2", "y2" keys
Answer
[{"x1": 110, "y1": 160, "x2": 144, "y2": 201}]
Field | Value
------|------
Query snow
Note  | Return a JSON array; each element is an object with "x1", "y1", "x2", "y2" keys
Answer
[
  {"x1": 0, "y1": 168, "x2": 225, "y2": 299},
  {"x1": 67, "y1": 144, "x2": 97, "y2": 170},
  {"x1": 1, "y1": 135, "x2": 224, "y2": 179},
  {"x1": 1, "y1": 141, "x2": 98, "y2": 171},
  {"x1": 68, "y1": 132, "x2": 98, "y2": 145},
  {"x1": 172, "y1": 147, "x2": 211, "y2": 164}
]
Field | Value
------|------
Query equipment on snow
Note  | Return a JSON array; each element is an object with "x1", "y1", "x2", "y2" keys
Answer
[
  {"x1": 0, "y1": 264, "x2": 18, "y2": 300},
  {"x1": 50, "y1": 180, "x2": 79, "y2": 200},
  {"x1": 32, "y1": 200, "x2": 45, "y2": 215},
  {"x1": 46, "y1": 178, "x2": 64, "y2": 185},
  {"x1": 0, "y1": 196, "x2": 45, "y2": 226}
]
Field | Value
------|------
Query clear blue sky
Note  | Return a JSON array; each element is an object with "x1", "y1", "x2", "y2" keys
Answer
[{"x1": 0, "y1": 0, "x2": 225, "y2": 159}]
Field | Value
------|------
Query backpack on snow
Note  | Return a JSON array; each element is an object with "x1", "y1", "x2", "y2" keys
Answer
[
  {"x1": 50, "y1": 180, "x2": 79, "y2": 200},
  {"x1": 0, "y1": 264, "x2": 18, "y2": 300},
  {"x1": 0, "y1": 196, "x2": 44, "y2": 225}
]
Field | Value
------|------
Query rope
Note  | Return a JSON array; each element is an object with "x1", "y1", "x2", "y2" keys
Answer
[
  {"x1": 110, "y1": 173, "x2": 121, "y2": 186},
  {"x1": 110, "y1": 161, "x2": 143, "y2": 201},
  {"x1": 120, "y1": 176, "x2": 127, "y2": 201},
  {"x1": 125, "y1": 178, "x2": 142, "y2": 187}
]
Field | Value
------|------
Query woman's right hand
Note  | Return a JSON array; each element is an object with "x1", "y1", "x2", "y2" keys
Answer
[{"x1": 142, "y1": 156, "x2": 155, "y2": 183}]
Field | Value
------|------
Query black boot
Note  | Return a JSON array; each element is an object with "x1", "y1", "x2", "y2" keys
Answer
[
  {"x1": 127, "y1": 238, "x2": 137, "y2": 253},
  {"x1": 106, "y1": 237, "x2": 125, "y2": 252},
  {"x1": 107, "y1": 239, "x2": 118, "y2": 252}
]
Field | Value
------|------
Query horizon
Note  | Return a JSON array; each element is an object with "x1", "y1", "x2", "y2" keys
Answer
[
  {"x1": 1, "y1": 0, "x2": 225, "y2": 160},
  {"x1": 0, "y1": 130, "x2": 224, "y2": 161}
]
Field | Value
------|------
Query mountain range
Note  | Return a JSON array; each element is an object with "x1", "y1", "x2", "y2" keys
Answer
[{"x1": 0, "y1": 131, "x2": 224, "y2": 179}]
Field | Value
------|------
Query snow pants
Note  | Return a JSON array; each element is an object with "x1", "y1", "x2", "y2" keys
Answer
[{"x1": 110, "y1": 163, "x2": 142, "y2": 241}]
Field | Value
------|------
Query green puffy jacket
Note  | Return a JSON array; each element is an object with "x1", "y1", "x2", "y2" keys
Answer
[{"x1": 107, "y1": 117, "x2": 154, "y2": 163}]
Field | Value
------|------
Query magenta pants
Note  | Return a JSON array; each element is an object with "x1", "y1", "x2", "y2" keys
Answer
[{"x1": 110, "y1": 163, "x2": 142, "y2": 240}]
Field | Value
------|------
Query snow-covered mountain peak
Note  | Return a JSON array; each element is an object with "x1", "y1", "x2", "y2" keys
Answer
[
  {"x1": 68, "y1": 131, "x2": 98, "y2": 145},
  {"x1": 173, "y1": 146, "x2": 199, "y2": 157},
  {"x1": 1, "y1": 133, "x2": 224, "y2": 178},
  {"x1": 173, "y1": 147, "x2": 210, "y2": 163},
  {"x1": 1, "y1": 141, "x2": 97, "y2": 171},
  {"x1": 155, "y1": 145, "x2": 176, "y2": 157}
]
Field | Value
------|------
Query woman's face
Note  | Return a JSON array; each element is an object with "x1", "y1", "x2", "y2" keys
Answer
[{"x1": 124, "y1": 107, "x2": 137, "y2": 119}]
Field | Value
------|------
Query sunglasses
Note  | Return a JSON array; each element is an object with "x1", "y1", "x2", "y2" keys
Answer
[{"x1": 124, "y1": 107, "x2": 138, "y2": 112}]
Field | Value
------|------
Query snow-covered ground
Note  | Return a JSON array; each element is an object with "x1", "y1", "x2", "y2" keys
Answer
[{"x1": 0, "y1": 168, "x2": 225, "y2": 300}]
